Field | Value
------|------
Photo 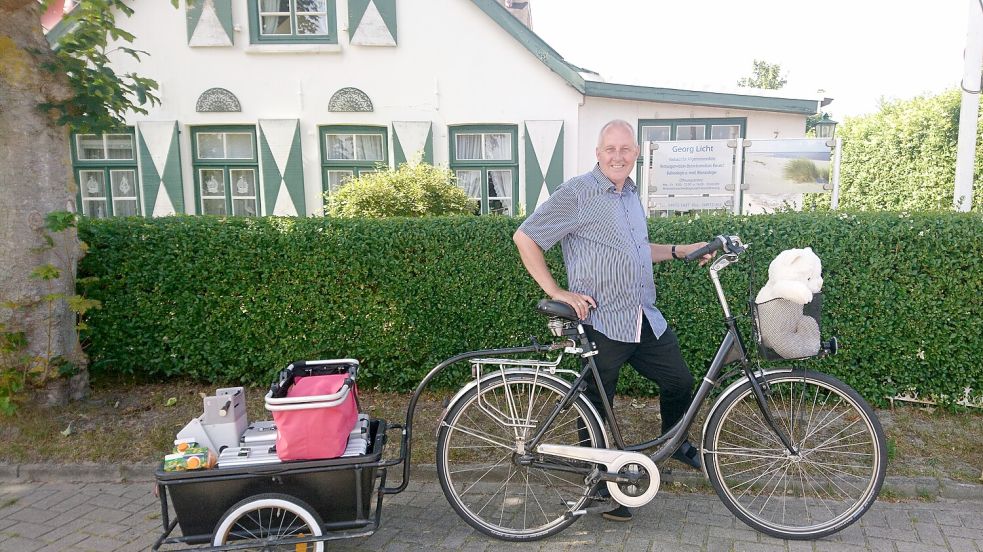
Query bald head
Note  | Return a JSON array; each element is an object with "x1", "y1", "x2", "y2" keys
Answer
[
  {"x1": 597, "y1": 119, "x2": 636, "y2": 147},
  {"x1": 595, "y1": 119, "x2": 639, "y2": 187}
]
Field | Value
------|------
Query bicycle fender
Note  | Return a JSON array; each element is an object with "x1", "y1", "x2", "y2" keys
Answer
[
  {"x1": 699, "y1": 367, "x2": 795, "y2": 479},
  {"x1": 436, "y1": 369, "x2": 610, "y2": 448}
]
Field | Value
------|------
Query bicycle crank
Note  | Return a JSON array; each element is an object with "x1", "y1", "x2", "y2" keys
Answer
[{"x1": 537, "y1": 444, "x2": 660, "y2": 508}]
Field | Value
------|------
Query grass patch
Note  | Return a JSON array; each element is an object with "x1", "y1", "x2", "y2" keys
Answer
[{"x1": 0, "y1": 379, "x2": 980, "y2": 485}]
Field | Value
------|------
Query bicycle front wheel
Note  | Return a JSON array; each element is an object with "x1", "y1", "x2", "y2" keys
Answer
[
  {"x1": 703, "y1": 370, "x2": 886, "y2": 540},
  {"x1": 436, "y1": 372, "x2": 605, "y2": 541}
]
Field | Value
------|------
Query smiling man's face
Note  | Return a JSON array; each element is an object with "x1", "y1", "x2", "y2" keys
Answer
[{"x1": 595, "y1": 123, "x2": 639, "y2": 187}]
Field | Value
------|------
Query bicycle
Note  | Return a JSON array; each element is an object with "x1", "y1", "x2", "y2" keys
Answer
[{"x1": 391, "y1": 234, "x2": 886, "y2": 543}]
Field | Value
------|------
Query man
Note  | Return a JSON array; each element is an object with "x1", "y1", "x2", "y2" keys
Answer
[{"x1": 513, "y1": 119, "x2": 710, "y2": 522}]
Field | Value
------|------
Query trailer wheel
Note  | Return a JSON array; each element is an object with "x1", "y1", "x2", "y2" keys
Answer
[{"x1": 212, "y1": 492, "x2": 324, "y2": 551}]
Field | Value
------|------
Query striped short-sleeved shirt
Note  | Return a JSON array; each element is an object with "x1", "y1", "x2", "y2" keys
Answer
[{"x1": 518, "y1": 164, "x2": 667, "y2": 343}]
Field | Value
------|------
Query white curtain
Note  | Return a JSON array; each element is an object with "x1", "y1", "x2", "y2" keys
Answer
[
  {"x1": 456, "y1": 170, "x2": 481, "y2": 199},
  {"x1": 357, "y1": 135, "x2": 384, "y2": 161},
  {"x1": 484, "y1": 133, "x2": 511, "y2": 160},
  {"x1": 487, "y1": 170, "x2": 512, "y2": 215},
  {"x1": 326, "y1": 135, "x2": 354, "y2": 160},
  {"x1": 456, "y1": 135, "x2": 482, "y2": 160}
]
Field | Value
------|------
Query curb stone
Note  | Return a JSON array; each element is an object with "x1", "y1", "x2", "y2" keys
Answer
[{"x1": 2, "y1": 462, "x2": 980, "y2": 502}]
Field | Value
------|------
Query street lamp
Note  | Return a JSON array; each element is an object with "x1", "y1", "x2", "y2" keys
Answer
[{"x1": 814, "y1": 115, "x2": 838, "y2": 139}]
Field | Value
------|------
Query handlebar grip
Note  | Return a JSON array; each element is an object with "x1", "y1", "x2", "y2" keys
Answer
[{"x1": 684, "y1": 236, "x2": 725, "y2": 261}]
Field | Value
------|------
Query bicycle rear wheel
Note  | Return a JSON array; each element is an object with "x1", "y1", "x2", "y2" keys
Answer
[
  {"x1": 436, "y1": 372, "x2": 604, "y2": 541},
  {"x1": 703, "y1": 370, "x2": 886, "y2": 540}
]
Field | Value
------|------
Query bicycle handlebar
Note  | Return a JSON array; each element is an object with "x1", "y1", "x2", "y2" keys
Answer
[{"x1": 684, "y1": 234, "x2": 747, "y2": 262}]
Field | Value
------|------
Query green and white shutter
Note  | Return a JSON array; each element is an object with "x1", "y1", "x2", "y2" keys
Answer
[
  {"x1": 186, "y1": 0, "x2": 233, "y2": 47},
  {"x1": 138, "y1": 121, "x2": 184, "y2": 216},
  {"x1": 524, "y1": 121, "x2": 564, "y2": 212},
  {"x1": 349, "y1": 0, "x2": 397, "y2": 46},
  {"x1": 392, "y1": 122, "x2": 433, "y2": 165},
  {"x1": 259, "y1": 119, "x2": 306, "y2": 216}
]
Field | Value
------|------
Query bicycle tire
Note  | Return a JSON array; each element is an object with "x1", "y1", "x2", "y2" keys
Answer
[
  {"x1": 703, "y1": 370, "x2": 886, "y2": 540},
  {"x1": 211, "y1": 492, "x2": 324, "y2": 551},
  {"x1": 436, "y1": 371, "x2": 605, "y2": 541}
]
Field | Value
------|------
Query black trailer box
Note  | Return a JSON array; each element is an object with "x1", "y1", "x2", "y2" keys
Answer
[{"x1": 156, "y1": 419, "x2": 386, "y2": 542}]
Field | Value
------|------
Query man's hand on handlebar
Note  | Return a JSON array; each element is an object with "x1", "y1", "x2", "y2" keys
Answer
[
  {"x1": 678, "y1": 242, "x2": 716, "y2": 266},
  {"x1": 550, "y1": 289, "x2": 597, "y2": 321}
]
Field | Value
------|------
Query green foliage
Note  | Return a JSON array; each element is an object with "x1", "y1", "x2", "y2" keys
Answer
[
  {"x1": 737, "y1": 59, "x2": 786, "y2": 90},
  {"x1": 805, "y1": 89, "x2": 983, "y2": 212},
  {"x1": 327, "y1": 163, "x2": 477, "y2": 218},
  {"x1": 77, "y1": 212, "x2": 983, "y2": 407},
  {"x1": 39, "y1": 0, "x2": 167, "y2": 132}
]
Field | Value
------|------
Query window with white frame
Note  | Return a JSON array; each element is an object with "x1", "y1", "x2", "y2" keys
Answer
[
  {"x1": 319, "y1": 126, "x2": 388, "y2": 199},
  {"x1": 639, "y1": 118, "x2": 745, "y2": 143},
  {"x1": 449, "y1": 125, "x2": 518, "y2": 215},
  {"x1": 192, "y1": 127, "x2": 260, "y2": 216},
  {"x1": 637, "y1": 118, "x2": 746, "y2": 180},
  {"x1": 248, "y1": 0, "x2": 337, "y2": 43},
  {"x1": 72, "y1": 132, "x2": 140, "y2": 218}
]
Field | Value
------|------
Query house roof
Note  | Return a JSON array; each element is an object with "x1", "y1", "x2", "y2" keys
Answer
[
  {"x1": 470, "y1": 0, "x2": 822, "y2": 115},
  {"x1": 45, "y1": 0, "x2": 823, "y2": 115}
]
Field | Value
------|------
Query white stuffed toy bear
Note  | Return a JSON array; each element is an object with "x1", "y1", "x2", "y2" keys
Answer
[{"x1": 755, "y1": 247, "x2": 823, "y2": 359}]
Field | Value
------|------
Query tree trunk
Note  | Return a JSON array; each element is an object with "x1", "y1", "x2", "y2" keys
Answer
[{"x1": 0, "y1": 0, "x2": 89, "y2": 405}]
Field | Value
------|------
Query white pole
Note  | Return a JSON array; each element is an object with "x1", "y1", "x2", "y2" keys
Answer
[
  {"x1": 954, "y1": 0, "x2": 983, "y2": 212},
  {"x1": 732, "y1": 140, "x2": 744, "y2": 215},
  {"x1": 831, "y1": 137, "x2": 842, "y2": 210},
  {"x1": 642, "y1": 141, "x2": 652, "y2": 217}
]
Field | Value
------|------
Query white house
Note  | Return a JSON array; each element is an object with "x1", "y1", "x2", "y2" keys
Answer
[{"x1": 54, "y1": 0, "x2": 824, "y2": 219}]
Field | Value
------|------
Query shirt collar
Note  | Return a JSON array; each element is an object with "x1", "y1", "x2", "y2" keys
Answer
[{"x1": 591, "y1": 164, "x2": 637, "y2": 194}]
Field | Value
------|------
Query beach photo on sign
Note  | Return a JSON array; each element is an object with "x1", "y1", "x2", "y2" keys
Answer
[{"x1": 744, "y1": 139, "x2": 832, "y2": 194}]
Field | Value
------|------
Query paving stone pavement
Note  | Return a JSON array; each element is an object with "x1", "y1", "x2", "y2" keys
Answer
[{"x1": 0, "y1": 478, "x2": 980, "y2": 552}]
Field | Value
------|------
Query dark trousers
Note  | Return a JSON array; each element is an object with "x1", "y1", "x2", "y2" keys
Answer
[{"x1": 582, "y1": 318, "x2": 694, "y2": 435}]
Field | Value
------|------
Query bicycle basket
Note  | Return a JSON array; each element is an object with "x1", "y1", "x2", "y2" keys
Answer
[{"x1": 752, "y1": 293, "x2": 823, "y2": 361}]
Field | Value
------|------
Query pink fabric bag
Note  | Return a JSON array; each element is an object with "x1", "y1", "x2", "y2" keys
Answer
[{"x1": 267, "y1": 368, "x2": 358, "y2": 461}]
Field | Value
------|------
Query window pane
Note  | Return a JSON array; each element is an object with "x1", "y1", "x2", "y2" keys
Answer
[
  {"x1": 200, "y1": 169, "x2": 226, "y2": 197},
  {"x1": 261, "y1": 15, "x2": 292, "y2": 34},
  {"x1": 197, "y1": 133, "x2": 225, "y2": 159},
  {"x1": 296, "y1": 15, "x2": 327, "y2": 34},
  {"x1": 113, "y1": 200, "x2": 139, "y2": 217},
  {"x1": 676, "y1": 125, "x2": 705, "y2": 140},
  {"x1": 356, "y1": 135, "x2": 384, "y2": 161},
  {"x1": 226, "y1": 134, "x2": 254, "y2": 159},
  {"x1": 106, "y1": 134, "x2": 134, "y2": 160},
  {"x1": 711, "y1": 125, "x2": 740, "y2": 140},
  {"x1": 455, "y1": 134, "x2": 482, "y2": 160},
  {"x1": 231, "y1": 170, "x2": 256, "y2": 197},
  {"x1": 110, "y1": 170, "x2": 137, "y2": 199},
  {"x1": 455, "y1": 170, "x2": 481, "y2": 199},
  {"x1": 78, "y1": 135, "x2": 105, "y2": 160},
  {"x1": 487, "y1": 170, "x2": 512, "y2": 215},
  {"x1": 80, "y1": 170, "x2": 105, "y2": 198},
  {"x1": 233, "y1": 199, "x2": 258, "y2": 217},
  {"x1": 259, "y1": 0, "x2": 290, "y2": 11},
  {"x1": 484, "y1": 133, "x2": 511, "y2": 161},
  {"x1": 326, "y1": 170, "x2": 353, "y2": 194},
  {"x1": 83, "y1": 200, "x2": 108, "y2": 218},
  {"x1": 202, "y1": 199, "x2": 227, "y2": 215},
  {"x1": 642, "y1": 126, "x2": 670, "y2": 142},
  {"x1": 326, "y1": 134, "x2": 355, "y2": 160},
  {"x1": 296, "y1": 0, "x2": 326, "y2": 11}
]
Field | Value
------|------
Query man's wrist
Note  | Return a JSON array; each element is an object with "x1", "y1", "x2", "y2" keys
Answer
[{"x1": 671, "y1": 245, "x2": 681, "y2": 260}]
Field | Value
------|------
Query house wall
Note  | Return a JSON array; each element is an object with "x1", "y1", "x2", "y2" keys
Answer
[
  {"x1": 577, "y1": 97, "x2": 807, "y2": 174},
  {"x1": 104, "y1": 0, "x2": 583, "y2": 215}
]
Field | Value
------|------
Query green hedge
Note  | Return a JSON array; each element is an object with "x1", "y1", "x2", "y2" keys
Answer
[
  {"x1": 805, "y1": 89, "x2": 983, "y2": 212},
  {"x1": 77, "y1": 212, "x2": 983, "y2": 406}
]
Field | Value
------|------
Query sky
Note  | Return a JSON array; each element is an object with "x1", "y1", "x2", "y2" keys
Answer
[{"x1": 530, "y1": 0, "x2": 970, "y2": 120}]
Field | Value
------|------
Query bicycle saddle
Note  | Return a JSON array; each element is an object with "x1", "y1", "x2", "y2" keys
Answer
[{"x1": 536, "y1": 299, "x2": 579, "y2": 321}]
